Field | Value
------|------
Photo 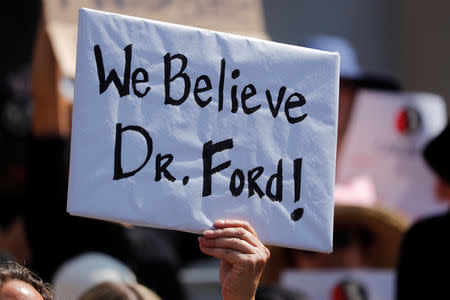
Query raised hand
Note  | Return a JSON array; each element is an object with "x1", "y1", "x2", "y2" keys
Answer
[{"x1": 198, "y1": 219, "x2": 270, "y2": 300}]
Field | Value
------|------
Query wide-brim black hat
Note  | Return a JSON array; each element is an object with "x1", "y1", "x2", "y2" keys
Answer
[{"x1": 423, "y1": 123, "x2": 450, "y2": 184}]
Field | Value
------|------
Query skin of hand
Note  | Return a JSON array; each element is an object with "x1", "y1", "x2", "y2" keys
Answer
[{"x1": 198, "y1": 219, "x2": 270, "y2": 300}]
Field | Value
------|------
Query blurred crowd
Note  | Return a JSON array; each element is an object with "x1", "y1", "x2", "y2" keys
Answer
[{"x1": 1, "y1": 1, "x2": 450, "y2": 300}]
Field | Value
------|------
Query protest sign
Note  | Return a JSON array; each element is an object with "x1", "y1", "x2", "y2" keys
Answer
[
  {"x1": 281, "y1": 269, "x2": 395, "y2": 300},
  {"x1": 337, "y1": 89, "x2": 448, "y2": 222},
  {"x1": 67, "y1": 8, "x2": 339, "y2": 251}
]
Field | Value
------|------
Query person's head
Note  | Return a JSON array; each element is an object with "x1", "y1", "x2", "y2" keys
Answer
[
  {"x1": 301, "y1": 35, "x2": 401, "y2": 155},
  {"x1": 290, "y1": 223, "x2": 375, "y2": 269},
  {"x1": 78, "y1": 281, "x2": 161, "y2": 300},
  {"x1": 302, "y1": 35, "x2": 362, "y2": 151},
  {"x1": 0, "y1": 260, "x2": 53, "y2": 300},
  {"x1": 260, "y1": 203, "x2": 407, "y2": 283},
  {"x1": 423, "y1": 123, "x2": 450, "y2": 201},
  {"x1": 52, "y1": 252, "x2": 136, "y2": 300},
  {"x1": 291, "y1": 204, "x2": 406, "y2": 270}
]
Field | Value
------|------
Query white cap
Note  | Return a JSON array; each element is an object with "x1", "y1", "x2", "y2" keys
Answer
[
  {"x1": 52, "y1": 252, "x2": 136, "y2": 300},
  {"x1": 302, "y1": 35, "x2": 362, "y2": 81}
]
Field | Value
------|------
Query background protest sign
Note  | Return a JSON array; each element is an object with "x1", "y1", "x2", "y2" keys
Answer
[
  {"x1": 67, "y1": 8, "x2": 339, "y2": 251},
  {"x1": 337, "y1": 89, "x2": 448, "y2": 223},
  {"x1": 281, "y1": 269, "x2": 395, "y2": 300}
]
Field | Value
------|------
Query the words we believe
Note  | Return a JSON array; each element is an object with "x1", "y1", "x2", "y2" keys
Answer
[
  {"x1": 94, "y1": 44, "x2": 308, "y2": 123},
  {"x1": 93, "y1": 43, "x2": 308, "y2": 221}
]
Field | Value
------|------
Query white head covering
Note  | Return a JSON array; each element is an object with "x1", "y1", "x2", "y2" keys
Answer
[
  {"x1": 302, "y1": 35, "x2": 362, "y2": 81},
  {"x1": 52, "y1": 252, "x2": 136, "y2": 300}
]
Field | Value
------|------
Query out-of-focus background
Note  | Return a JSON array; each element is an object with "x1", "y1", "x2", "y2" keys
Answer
[
  {"x1": 1, "y1": 1, "x2": 449, "y2": 300},
  {"x1": 5, "y1": 0, "x2": 450, "y2": 113}
]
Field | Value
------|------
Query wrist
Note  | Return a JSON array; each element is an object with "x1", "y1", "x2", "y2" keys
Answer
[{"x1": 222, "y1": 287, "x2": 256, "y2": 300}]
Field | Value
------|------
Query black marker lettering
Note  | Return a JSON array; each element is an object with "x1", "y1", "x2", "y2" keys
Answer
[
  {"x1": 291, "y1": 208, "x2": 304, "y2": 221},
  {"x1": 291, "y1": 158, "x2": 304, "y2": 221},
  {"x1": 155, "y1": 154, "x2": 176, "y2": 182},
  {"x1": 230, "y1": 169, "x2": 245, "y2": 196},
  {"x1": 285, "y1": 92, "x2": 307, "y2": 124},
  {"x1": 241, "y1": 84, "x2": 260, "y2": 115},
  {"x1": 218, "y1": 58, "x2": 225, "y2": 111},
  {"x1": 131, "y1": 68, "x2": 150, "y2": 98},
  {"x1": 94, "y1": 44, "x2": 132, "y2": 97},
  {"x1": 248, "y1": 166, "x2": 265, "y2": 198},
  {"x1": 266, "y1": 159, "x2": 283, "y2": 202},
  {"x1": 164, "y1": 53, "x2": 191, "y2": 106},
  {"x1": 113, "y1": 123, "x2": 152, "y2": 180},
  {"x1": 230, "y1": 69, "x2": 240, "y2": 113},
  {"x1": 266, "y1": 86, "x2": 286, "y2": 118},
  {"x1": 194, "y1": 75, "x2": 213, "y2": 108},
  {"x1": 202, "y1": 138, "x2": 233, "y2": 196}
]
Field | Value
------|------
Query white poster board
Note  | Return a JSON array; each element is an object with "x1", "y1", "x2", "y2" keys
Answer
[
  {"x1": 281, "y1": 269, "x2": 395, "y2": 300},
  {"x1": 337, "y1": 89, "x2": 448, "y2": 222},
  {"x1": 67, "y1": 8, "x2": 339, "y2": 251}
]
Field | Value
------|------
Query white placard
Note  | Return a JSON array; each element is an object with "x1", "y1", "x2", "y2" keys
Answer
[
  {"x1": 281, "y1": 269, "x2": 395, "y2": 300},
  {"x1": 67, "y1": 8, "x2": 339, "y2": 251},
  {"x1": 337, "y1": 89, "x2": 448, "y2": 222}
]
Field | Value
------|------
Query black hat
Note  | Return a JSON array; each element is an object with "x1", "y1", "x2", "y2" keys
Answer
[{"x1": 423, "y1": 123, "x2": 450, "y2": 184}]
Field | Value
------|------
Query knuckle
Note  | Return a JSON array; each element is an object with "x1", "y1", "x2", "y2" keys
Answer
[
  {"x1": 241, "y1": 256, "x2": 256, "y2": 269},
  {"x1": 236, "y1": 227, "x2": 247, "y2": 238},
  {"x1": 255, "y1": 258, "x2": 265, "y2": 269},
  {"x1": 231, "y1": 237, "x2": 240, "y2": 246},
  {"x1": 257, "y1": 250, "x2": 268, "y2": 263},
  {"x1": 243, "y1": 222, "x2": 255, "y2": 234},
  {"x1": 241, "y1": 220, "x2": 251, "y2": 228}
]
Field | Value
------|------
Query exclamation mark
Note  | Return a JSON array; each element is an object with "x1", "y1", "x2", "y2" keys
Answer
[{"x1": 291, "y1": 158, "x2": 304, "y2": 221}]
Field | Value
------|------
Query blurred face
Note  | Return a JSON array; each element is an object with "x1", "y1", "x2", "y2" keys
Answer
[
  {"x1": 0, "y1": 279, "x2": 43, "y2": 300},
  {"x1": 292, "y1": 244, "x2": 371, "y2": 269},
  {"x1": 292, "y1": 226, "x2": 374, "y2": 269},
  {"x1": 337, "y1": 79, "x2": 357, "y2": 154}
]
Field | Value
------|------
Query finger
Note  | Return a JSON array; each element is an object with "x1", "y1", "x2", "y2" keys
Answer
[
  {"x1": 202, "y1": 227, "x2": 261, "y2": 248},
  {"x1": 199, "y1": 236, "x2": 255, "y2": 254},
  {"x1": 199, "y1": 243, "x2": 269, "y2": 271},
  {"x1": 199, "y1": 243, "x2": 247, "y2": 264},
  {"x1": 213, "y1": 219, "x2": 259, "y2": 238}
]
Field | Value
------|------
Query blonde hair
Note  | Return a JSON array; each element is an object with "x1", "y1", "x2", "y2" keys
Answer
[{"x1": 78, "y1": 281, "x2": 161, "y2": 300}]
